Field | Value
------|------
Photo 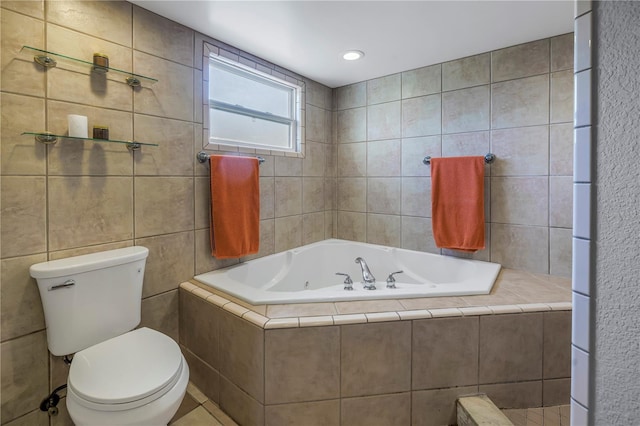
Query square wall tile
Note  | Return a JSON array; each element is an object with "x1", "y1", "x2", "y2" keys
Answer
[
  {"x1": 367, "y1": 178, "x2": 401, "y2": 214},
  {"x1": 412, "y1": 386, "x2": 478, "y2": 426},
  {"x1": 274, "y1": 215, "x2": 302, "y2": 252},
  {"x1": 134, "y1": 115, "x2": 194, "y2": 176},
  {"x1": 401, "y1": 216, "x2": 438, "y2": 254},
  {"x1": 265, "y1": 326, "x2": 340, "y2": 404},
  {"x1": 219, "y1": 376, "x2": 265, "y2": 426},
  {"x1": 302, "y1": 177, "x2": 324, "y2": 213},
  {"x1": 341, "y1": 321, "x2": 411, "y2": 397},
  {"x1": 1, "y1": 254, "x2": 46, "y2": 342},
  {"x1": 134, "y1": 177, "x2": 193, "y2": 238},
  {"x1": 490, "y1": 126, "x2": 549, "y2": 177},
  {"x1": 367, "y1": 73, "x2": 401, "y2": 105},
  {"x1": 336, "y1": 82, "x2": 366, "y2": 110},
  {"x1": 550, "y1": 228, "x2": 572, "y2": 278},
  {"x1": 337, "y1": 107, "x2": 366, "y2": 143},
  {"x1": 182, "y1": 348, "x2": 220, "y2": 403},
  {"x1": 491, "y1": 39, "x2": 549, "y2": 82},
  {"x1": 366, "y1": 214, "x2": 401, "y2": 247},
  {"x1": 401, "y1": 177, "x2": 431, "y2": 217},
  {"x1": 337, "y1": 211, "x2": 366, "y2": 242},
  {"x1": 491, "y1": 177, "x2": 548, "y2": 226},
  {"x1": 338, "y1": 142, "x2": 367, "y2": 177},
  {"x1": 274, "y1": 177, "x2": 302, "y2": 217},
  {"x1": 550, "y1": 123, "x2": 574, "y2": 176},
  {"x1": 401, "y1": 94, "x2": 441, "y2": 138},
  {"x1": 0, "y1": 332, "x2": 48, "y2": 422},
  {"x1": 551, "y1": 70, "x2": 574, "y2": 123},
  {"x1": 133, "y1": 5, "x2": 193, "y2": 66},
  {"x1": 1, "y1": 93, "x2": 46, "y2": 175},
  {"x1": 491, "y1": 75, "x2": 549, "y2": 129},
  {"x1": 219, "y1": 310, "x2": 265, "y2": 402},
  {"x1": 402, "y1": 136, "x2": 441, "y2": 177},
  {"x1": 442, "y1": 85, "x2": 490, "y2": 134},
  {"x1": 138, "y1": 231, "x2": 194, "y2": 298},
  {"x1": 479, "y1": 313, "x2": 543, "y2": 383},
  {"x1": 442, "y1": 53, "x2": 490, "y2": 91},
  {"x1": 302, "y1": 212, "x2": 325, "y2": 245},
  {"x1": 179, "y1": 290, "x2": 220, "y2": 369},
  {"x1": 490, "y1": 224, "x2": 549, "y2": 274},
  {"x1": 367, "y1": 139, "x2": 401, "y2": 177},
  {"x1": 442, "y1": 131, "x2": 489, "y2": 160},
  {"x1": 306, "y1": 104, "x2": 326, "y2": 143},
  {"x1": 544, "y1": 378, "x2": 571, "y2": 406},
  {"x1": 550, "y1": 176, "x2": 573, "y2": 228},
  {"x1": 402, "y1": 64, "x2": 441, "y2": 98},
  {"x1": 265, "y1": 400, "x2": 339, "y2": 426},
  {"x1": 341, "y1": 393, "x2": 410, "y2": 426},
  {"x1": 1, "y1": 176, "x2": 46, "y2": 257},
  {"x1": 46, "y1": 0, "x2": 132, "y2": 47},
  {"x1": 337, "y1": 178, "x2": 366, "y2": 212},
  {"x1": 551, "y1": 33, "x2": 574, "y2": 72},
  {"x1": 480, "y1": 381, "x2": 542, "y2": 409},
  {"x1": 367, "y1": 101, "x2": 401, "y2": 141},
  {"x1": 543, "y1": 311, "x2": 572, "y2": 379},
  {"x1": 413, "y1": 317, "x2": 479, "y2": 390},
  {"x1": 140, "y1": 290, "x2": 179, "y2": 342}
]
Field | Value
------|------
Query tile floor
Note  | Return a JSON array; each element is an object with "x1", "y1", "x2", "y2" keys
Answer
[{"x1": 172, "y1": 381, "x2": 570, "y2": 426}]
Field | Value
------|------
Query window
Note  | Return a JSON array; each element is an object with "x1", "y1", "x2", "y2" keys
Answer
[{"x1": 207, "y1": 54, "x2": 301, "y2": 153}]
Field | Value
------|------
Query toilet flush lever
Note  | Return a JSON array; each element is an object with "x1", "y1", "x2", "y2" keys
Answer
[{"x1": 48, "y1": 279, "x2": 75, "y2": 291}]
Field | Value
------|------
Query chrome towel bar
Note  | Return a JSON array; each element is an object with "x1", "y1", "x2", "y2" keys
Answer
[
  {"x1": 423, "y1": 153, "x2": 495, "y2": 166},
  {"x1": 197, "y1": 151, "x2": 265, "y2": 165}
]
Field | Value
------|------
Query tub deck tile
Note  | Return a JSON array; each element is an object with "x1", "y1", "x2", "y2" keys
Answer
[
  {"x1": 546, "y1": 302, "x2": 572, "y2": 311},
  {"x1": 266, "y1": 302, "x2": 337, "y2": 318},
  {"x1": 429, "y1": 308, "x2": 463, "y2": 318},
  {"x1": 180, "y1": 281, "x2": 199, "y2": 292},
  {"x1": 459, "y1": 306, "x2": 493, "y2": 316},
  {"x1": 223, "y1": 302, "x2": 250, "y2": 317},
  {"x1": 487, "y1": 305, "x2": 523, "y2": 315},
  {"x1": 332, "y1": 313, "x2": 368, "y2": 325},
  {"x1": 518, "y1": 303, "x2": 552, "y2": 312},
  {"x1": 242, "y1": 311, "x2": 269, "y2": 328},
  {"x1": 365, "y1": 312, "x2": 400, "y2": 322},
  {"x1": 299, "y1": 315, "x2": 335, "y2": 327},
  {"x1": 335, "y1": 299, "x2": 405, "y2": 315},
  {"x1": 207, "y1": 294, "x2": 230, "y2": 308},
  {"x1": 264, "y1": 317, "x2": 299, "y2": 329},
  {"x1": 398, "y1": 309, "x2": 431, "y2": 320}
]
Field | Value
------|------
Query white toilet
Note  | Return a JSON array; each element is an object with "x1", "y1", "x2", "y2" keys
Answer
[{"x1": 30, "y1": 246, "x2": 189, "y2": 425}]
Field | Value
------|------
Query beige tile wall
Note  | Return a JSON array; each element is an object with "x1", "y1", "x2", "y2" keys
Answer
[
  {"x1": 0, "y1": 1, "x2": 333, "y2": 423},
  {"x1": 335, "y1": 34, "x2": 574, "y2": 277}
]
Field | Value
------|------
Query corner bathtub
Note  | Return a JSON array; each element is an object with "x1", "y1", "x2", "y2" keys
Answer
[{"x1": 194, "y1": 239, "x2": 501, "y2": 305}]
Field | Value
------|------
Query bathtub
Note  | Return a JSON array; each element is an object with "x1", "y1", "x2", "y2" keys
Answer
[{"x1": 194, "y1": 239, "x2": 501, "y2": 305}]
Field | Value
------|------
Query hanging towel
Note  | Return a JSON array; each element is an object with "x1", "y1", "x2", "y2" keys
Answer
[
  {"x1": 431, "y1": 156, "x2": 485, "y2": 252},
  {"x1": 209, "y1": 155, "x2": 260, "y2": 258}
]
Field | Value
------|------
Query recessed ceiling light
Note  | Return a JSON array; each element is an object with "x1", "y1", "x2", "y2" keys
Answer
[{"x1": 343, "y1": 50, "x2": 364, "y2": 61}]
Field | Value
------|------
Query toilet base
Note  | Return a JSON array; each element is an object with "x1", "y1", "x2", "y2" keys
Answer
[{"x1": 67, "y1": 355, "x2": 189, "y2": 426}]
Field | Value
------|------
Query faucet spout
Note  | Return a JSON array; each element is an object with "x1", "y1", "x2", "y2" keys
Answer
[{"x1": 355, "y1": 257, "x2": 376, "y2": 290}]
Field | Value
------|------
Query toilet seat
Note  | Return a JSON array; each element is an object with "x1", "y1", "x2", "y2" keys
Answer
[{"x1": 68, "y1": 328, "x2": 183, "y2": 412}]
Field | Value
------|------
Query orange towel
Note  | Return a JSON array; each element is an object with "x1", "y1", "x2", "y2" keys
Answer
[
  {"x1": 431, "y1": 156, "x2": 485, "y2": 252},
  {"x1": 209, "y1": 155, "x2": 260, "y2": 258}
]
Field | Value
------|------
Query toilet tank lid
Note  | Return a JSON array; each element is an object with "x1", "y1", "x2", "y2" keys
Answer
[{"x1": 30, "y1": 246, "x2": 149, "y2": 279}]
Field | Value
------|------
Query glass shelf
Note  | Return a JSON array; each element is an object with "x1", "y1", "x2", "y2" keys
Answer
[
  {"x1": 22, "y1": 132, "x2": 158, "y2": 151},
  {"x1": 21, "y1": 45, "x2": 158, "y2": 87}
]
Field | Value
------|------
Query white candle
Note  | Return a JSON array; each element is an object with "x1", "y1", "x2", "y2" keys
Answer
[{"x1": 68, "y1": 115, "x2": 88, "y2": 138}]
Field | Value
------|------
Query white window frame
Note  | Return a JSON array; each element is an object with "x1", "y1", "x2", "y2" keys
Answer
[{"x1": 206, "y1": 53, "x2": 302, "y2": 153}]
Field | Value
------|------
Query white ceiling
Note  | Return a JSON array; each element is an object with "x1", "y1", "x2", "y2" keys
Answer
[{"x1": 131, "y1": 1, "x2": 574, "y2": 88}]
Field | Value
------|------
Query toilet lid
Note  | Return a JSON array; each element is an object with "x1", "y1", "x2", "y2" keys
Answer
[{"x1": 68, "y1": 328, "x2": 182, "y2": 405}]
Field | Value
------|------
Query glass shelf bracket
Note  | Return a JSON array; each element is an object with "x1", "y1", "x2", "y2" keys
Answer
[
  {"x1": 21, "y1": 45, "x2": 158, "y2": 87},
  {"x1": 22, "y1": 132, "x2": 158, "y2": 151}
]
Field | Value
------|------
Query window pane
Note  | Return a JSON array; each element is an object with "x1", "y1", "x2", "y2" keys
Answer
[
  {"x1": 210, "y1": 63, "x2": 291, "y2": 118},
  {"x1": 209, "y1": 108, "x2": 292, "y2": 150}
]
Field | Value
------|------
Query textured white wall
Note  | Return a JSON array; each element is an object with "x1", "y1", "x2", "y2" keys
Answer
[{"x1": 593, "y1": 1, "x2": 640, "y2": 423}]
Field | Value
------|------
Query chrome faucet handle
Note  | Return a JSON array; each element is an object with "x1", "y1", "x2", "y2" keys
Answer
[
  {"x1": 386, "y1": 270, "x2": 404, "y2": 289},
  {"x1": 336, "y1": 273, "x2": 354, "y2": 291}
]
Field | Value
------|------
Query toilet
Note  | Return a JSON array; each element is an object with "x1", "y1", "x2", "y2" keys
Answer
[{"x1": 30, "y1": 246, "x2": 189, "y2": 425}]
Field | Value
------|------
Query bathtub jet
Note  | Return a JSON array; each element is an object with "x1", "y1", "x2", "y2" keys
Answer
[{"x1": 193, "y1": 239, "x2": 501, "y2": 305}]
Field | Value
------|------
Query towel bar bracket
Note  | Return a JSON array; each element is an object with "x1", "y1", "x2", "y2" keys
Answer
[
  {"x1": 197, "y1": 151, "x2": 265, "y2": 165},
  {"x1": 423, "y1": 153, "x2": 495, "y2": 166}
]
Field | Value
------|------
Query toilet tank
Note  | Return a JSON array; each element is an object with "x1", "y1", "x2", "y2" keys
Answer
[{"x1": 29, "y1": 246, "x2": 149, "y2": 356}]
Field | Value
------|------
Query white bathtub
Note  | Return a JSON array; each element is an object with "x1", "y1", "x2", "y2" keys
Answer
[{"x1": 194, "y1": 239, "x2": 501, "y2": 305}]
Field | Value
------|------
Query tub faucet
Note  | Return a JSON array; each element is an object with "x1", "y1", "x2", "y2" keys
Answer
[{"x1": 355, "y1": 257, "x2": 376, "y2": 290}]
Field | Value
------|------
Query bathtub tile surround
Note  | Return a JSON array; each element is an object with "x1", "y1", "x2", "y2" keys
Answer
[
  {"x1": 180, "y1": 267, "x2": 571, "y2": 425},
  {"x1": 0, "y1": 0, "x2": 333, "y2": 423},
  {"x1": 336, "y1": 34, "x2": 574, "y2": 276}
]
